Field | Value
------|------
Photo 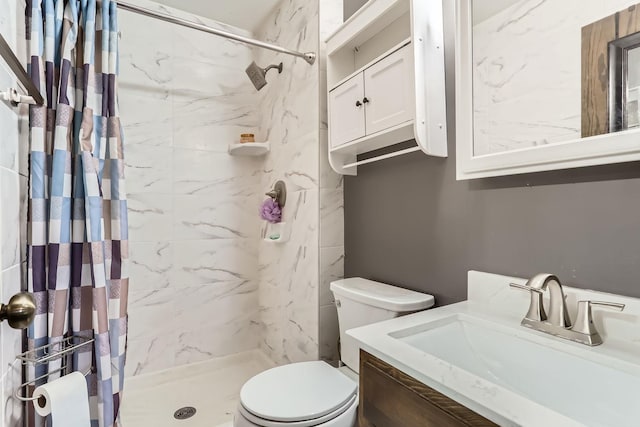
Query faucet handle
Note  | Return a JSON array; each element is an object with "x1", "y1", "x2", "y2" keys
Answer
[
  {"x1": 571, "y1": 300, "x2": 625, "y2": 345},
  {"x1": 509, "y1": 283, "x2": 547, "y2": 322}
]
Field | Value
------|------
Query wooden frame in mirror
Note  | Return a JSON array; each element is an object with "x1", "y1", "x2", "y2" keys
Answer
[{"x1": 455, "y1": 0, "x2": 640, "y2": 180}]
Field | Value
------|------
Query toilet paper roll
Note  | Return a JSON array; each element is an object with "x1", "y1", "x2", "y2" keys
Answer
[{"x1": 33, "y1": 371, "x2": 91, "y2": 426}]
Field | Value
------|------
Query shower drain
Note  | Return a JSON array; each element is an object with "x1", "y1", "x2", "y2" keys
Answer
[{"x1": 174, "y1": 406, "x2": 197, "y2": 420}]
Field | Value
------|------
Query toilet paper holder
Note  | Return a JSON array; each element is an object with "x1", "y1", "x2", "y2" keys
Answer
[{"x1": 14, "y1": 335, "x2": 95, "y2": 403}]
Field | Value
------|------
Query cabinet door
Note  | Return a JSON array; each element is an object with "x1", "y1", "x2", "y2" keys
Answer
[
  {"x1": 363, "y1": 44, "x2": 415, "y2": 135},
  {"x1": 359, "y1": 351, "x2": 499, "y2": 427},
  {"x1": 329, "y1": 73, "x2": 366, "y2": 148}
]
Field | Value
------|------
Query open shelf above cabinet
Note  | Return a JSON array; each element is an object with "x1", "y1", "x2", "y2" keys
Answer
[
  {"x1": 325, "y1": 0, "x2": 447, "y2": 175},
  {"x1": 329, "y1": 38, "x2": 411, "y2": 93}
]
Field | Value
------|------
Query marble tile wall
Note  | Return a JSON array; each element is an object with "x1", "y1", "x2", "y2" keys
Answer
[
  {"x1": 254, "y1": 0, "x2": 322, "y2": 365},
  {"x1": 254, "y1": 0, "x2": 346, "y2": 366},
  {"x1": 119, "y1": 0, "x2": 264, "y2": 376},
  {"x1": 0, "y1": 0, "x2": 28, "y2": 425},
  {"x1": 473, "y1": 0, "x2": 638, "y2": 155},
  {"x1": 318, "y1": 0, "x2": 345, "y2": 364}
]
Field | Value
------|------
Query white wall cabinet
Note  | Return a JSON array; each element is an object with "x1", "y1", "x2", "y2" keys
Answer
[
  {"x1": 325, "y1": 0, "x2": 448, "y2": 175},
  {"x1": 329, "y1": 45, "x2": 413, "y2": 149}
]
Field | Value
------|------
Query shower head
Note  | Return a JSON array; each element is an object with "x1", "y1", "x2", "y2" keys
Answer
[{"x1": 245, "y1": 61, "x2": 283, "y2": 91}]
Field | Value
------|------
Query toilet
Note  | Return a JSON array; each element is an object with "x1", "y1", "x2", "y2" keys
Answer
[{"x1": 234, "y1": 277, "x2": 435, "y2": 427}]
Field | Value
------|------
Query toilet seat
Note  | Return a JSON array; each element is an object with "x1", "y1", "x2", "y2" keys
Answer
[
  {"x1": 237, "y1": 394, "x2": 357, "y2": 427},
  {"x1": 238, "y1": 361, "x2": 357, "y2": 426}
]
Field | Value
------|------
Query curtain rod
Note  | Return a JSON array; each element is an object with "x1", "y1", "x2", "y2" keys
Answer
[
  {"x1": 0, "y1": 3, "x2": 316, "y2": 107},
  {"x1": 117, "y1": 1, "x2": 317, "y2": 65},
  {"x1": 0, "y1": 33, "x2": 45, "y2": 105}
]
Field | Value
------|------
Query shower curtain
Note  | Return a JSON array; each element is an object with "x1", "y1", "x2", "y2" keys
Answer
[{"x1": 26, "y1": 0, "x2": 128, "y2": 426}]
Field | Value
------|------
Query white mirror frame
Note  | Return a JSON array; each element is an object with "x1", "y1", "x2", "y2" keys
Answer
[{"x1": 455, "y1": 0, "x2": 640, "y2": 180}]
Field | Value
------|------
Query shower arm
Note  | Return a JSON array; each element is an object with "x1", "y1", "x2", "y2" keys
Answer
[
  {"x1": 263, "y1": 63, "x2": 283, "y2": 75},
  {"x1": 117, "y1": 2, "x2": 316, "y2": 65}
]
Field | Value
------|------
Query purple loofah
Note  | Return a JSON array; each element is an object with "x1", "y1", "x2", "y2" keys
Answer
[{"x1": 260, "y1": 198, "x2": 282, "y2": 223}]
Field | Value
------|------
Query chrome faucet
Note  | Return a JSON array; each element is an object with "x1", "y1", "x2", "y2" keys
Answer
[{"x1": 510, "y1": 274, "x2": 625, "y2": 346}]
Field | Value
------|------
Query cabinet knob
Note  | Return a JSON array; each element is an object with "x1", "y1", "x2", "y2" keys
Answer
[
  {"x1": 363, "y1": 97, "x2": 370, "y2": 104},
  {"x1": 355, "y1": 100, "x2": 362, "y2": 107}
]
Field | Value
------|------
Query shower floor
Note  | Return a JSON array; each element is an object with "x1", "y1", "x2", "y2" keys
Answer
[{"x1": 120, "y1": 350, "x2": 276, "y2": 426}]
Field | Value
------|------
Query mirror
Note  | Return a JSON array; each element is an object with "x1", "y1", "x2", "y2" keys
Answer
[
  {"x1": 604, "y1": 32, "x2": 640, "y2": 133},
  {"x1": 455, "y1": 0, "x2": 640, "y2": 180}
]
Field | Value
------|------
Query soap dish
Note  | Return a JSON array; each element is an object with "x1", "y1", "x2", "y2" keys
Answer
[{"x1": 263, "y1": 222, "x2": 289, "y2": 243}]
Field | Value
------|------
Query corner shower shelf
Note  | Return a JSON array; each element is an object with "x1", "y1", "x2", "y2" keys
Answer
[{"x1": 228, "y1": 141, "x2": 270, "y2": 156}]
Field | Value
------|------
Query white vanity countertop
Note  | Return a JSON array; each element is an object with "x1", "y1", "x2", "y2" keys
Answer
[{"x1": 347, "y1": 271, "x2": 640, "y2": 427}]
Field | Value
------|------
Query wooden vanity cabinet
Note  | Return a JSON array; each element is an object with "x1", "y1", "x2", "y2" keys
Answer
[{"x1": 358, "y1": 350, "x2": 498, "y2": 427}]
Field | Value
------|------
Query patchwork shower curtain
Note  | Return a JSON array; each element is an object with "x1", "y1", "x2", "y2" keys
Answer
[{"x1": 26, "y1": 0, "x2": 128, "y2": 426}]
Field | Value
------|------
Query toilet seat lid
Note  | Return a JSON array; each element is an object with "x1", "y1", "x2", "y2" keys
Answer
[{"x1": 240, "y1": 361, "x2": 357, "y2": 423}]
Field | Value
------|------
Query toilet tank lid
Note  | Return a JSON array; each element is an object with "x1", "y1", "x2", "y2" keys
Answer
[{"x1": 330, "y1": 278, "x2": 435, "y2": 312}]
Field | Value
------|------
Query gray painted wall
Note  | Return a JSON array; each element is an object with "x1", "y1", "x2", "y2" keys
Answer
[{"x1": 343, "y1": 0, "x2": 640, "y2": 306}]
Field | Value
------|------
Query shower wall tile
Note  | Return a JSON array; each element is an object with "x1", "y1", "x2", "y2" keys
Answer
[
  {"x1": 319, "y1": 129, "x2": 342, "y2": 190},
  {"x1": 0, "y1": 3, "x2": 27, "y2": 423},
  {"x1": 120, "y1": 0, "x2": 263, "y2": 376},
  {"x1": 0, "y1": 167, "x2": 20, "y2": 270},
  {"x1": 2, "y1": 361, "x2": 22, "y2": 427},
  {"x1": 319, "y1": 303, "x2": 340, "y2": 362},
  {"x1": 258, "y1": 189, "x2": 320, "y2": 364},
  {"x1": 125, "y1": 282, "x2": 260, "y2": 375},
  {"x1": 172, "y1": 168, "x2": 261, "y2": 199},
  {"x1": 0, "y1": 100, "x2": 19, "y2": 172},
  {"x1": 174, "y1": 283, "x2": 259, "y2": 365},
  {"x1": 172, "y1": 98, "x2": 259, "y2": 151},
  {"x1": 319, "y1": 69, "x2": 329, "y2": 130},
  {"x1": 127, "y1": 193, "x2": 174, "y2": 242},
  {"x1": 173, "y1": 281, "x2": 258, "y2": 325},
  {"x1": 126, "y1": 289, "x2": 178, "y2": 376},
  {"x1": 254, "y1": 0, "x2": 347, "y2": 367},
  {"x1": 171, "y1": 239, "x2": 258, "y2": 287},
  {"x1": 319, "y1": 246, "x2": 344, "y2": 306},
  {"x1": 124, "y1": 144, "x2": 173, "y2": 194},
  {"x1": 1, "y1": 265, "x2": 22, "y2": 384},
  {"x1": 320, "y1": 187, "x2": 344, "y2": 247},
  {"x1": 172, "y1": 149, "x2": 262, "y2": 196},
  {"x1": 119, "y1": 91, "x2": 172, "y2": 147},
  {"x1": 129, "y1": 242, "x2": 173, "y2": 291},
  {"x1": 171, "y1": 61, "x2": 254, "y2": 98},
  {"x1": 317, "y1": 1, "x2": 345, "y2": 364},
  {"x1": 1, "y1": 267, "x2": 23, "y2": 426},
  {"x1": 172, "y1": 25, "x2": 255, "y2": 68},
  {"x1": 173, "y1": 195, "x2": 260, "y2": 240},
  {"x1": 175, "y1": 320, "x2": 259, "y2": 366},
  {"x1": 119, "y1": 10, "x2": 173, "y2": 93},
  {"x1": 261, "y1": 130, "x2": 319, "y2": 193}
]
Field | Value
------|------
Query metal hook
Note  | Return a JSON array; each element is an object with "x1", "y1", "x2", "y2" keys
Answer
[{"x1": 265, "y1": 180, "x2": 287, "y2": 207}]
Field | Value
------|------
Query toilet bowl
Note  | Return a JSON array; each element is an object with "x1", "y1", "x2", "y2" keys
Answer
[{"x1": 234, "y1": 278, "x2": 434, "y2": 427}]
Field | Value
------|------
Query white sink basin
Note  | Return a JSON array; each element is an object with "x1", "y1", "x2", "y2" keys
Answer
[{"x1": 390, "y1": 314, "x2": 640, "y2": 427}]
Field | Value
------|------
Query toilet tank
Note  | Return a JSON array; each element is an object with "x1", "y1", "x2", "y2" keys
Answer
[{"x1": 330, "y1": 278, "x2": 435, "y2": 373}]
